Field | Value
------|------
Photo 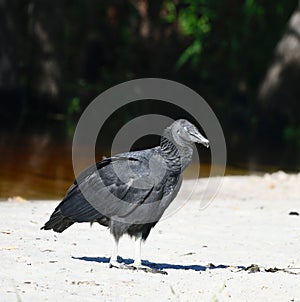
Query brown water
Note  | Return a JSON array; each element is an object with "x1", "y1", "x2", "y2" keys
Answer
[
  {"x1": 0, "y1": 130, "x2": 73, "y2": 199},
  {"x1": 0, "y1": 123, "x2": 278, "y2": 200}
]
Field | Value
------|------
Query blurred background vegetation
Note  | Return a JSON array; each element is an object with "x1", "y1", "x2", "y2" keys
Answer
[{"x1": 1, "y1": 0, "x2": 300, "y2": 198}]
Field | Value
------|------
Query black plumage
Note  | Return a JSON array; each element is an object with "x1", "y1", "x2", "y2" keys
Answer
[{"x1": 41, "y1": 119, "x2": 209, "y2": 273}]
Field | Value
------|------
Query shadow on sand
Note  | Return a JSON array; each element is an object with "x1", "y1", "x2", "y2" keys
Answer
[{"x1": 72, "y1": 256, "x2": 246, "y2": 272}]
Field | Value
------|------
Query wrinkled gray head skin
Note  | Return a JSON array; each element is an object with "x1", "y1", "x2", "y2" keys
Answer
[{"x1": 165, "y1": 119, "x2": 210, "y2": 148}]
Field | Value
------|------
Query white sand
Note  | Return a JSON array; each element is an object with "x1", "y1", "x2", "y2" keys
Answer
[{"x1": 1, "y1": 172, "x2": 300, "y2": 302}]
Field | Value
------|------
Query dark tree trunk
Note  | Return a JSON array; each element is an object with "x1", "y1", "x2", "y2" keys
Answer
[
  {"x1": 258, "y1": 0, "x2": 300, "y2": 125},
  {"x1": 27, "y1": 0, "x2": 63, "y2": 112},
  {"x1": 0, "y1": 0, "x2": 18, "y2": 98},
  {"x1": 257, "y1": 0, "x2": 300, "y2": 165}
]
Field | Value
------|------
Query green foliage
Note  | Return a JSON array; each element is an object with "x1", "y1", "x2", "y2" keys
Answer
[
  {"x1": 176, "y1": 6, "x2": 212, "y2": 68},
  {"x1": 166, "y1": 0, "x2": 297, "y2": 79},
  {"x1": 178, "y1": 2, "x2": 212, "y2": 36},
  {"x1": 162, "y1": 0, "x2": 176, "y2": 23},
  {"x1": 163, "y1": 0, "x2": 215, "y2": 68},
  {"x1": 243, "y1": 0, "x2": 265, "y2": 19},
  {"x1": 176, "y1": 40, "x2": 202, "y2": 69},
  {"x1": 65, "y1": 97, "x2": 81, "y2": 137},
  {"x1": 284, "y1": 126, "x2": 300, "y2": 150},
  {"x1": 67, "y1": 97, "x2": 81, "y2": 117}
]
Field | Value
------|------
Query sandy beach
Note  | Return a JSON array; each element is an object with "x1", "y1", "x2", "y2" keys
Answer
[{"x1": 1, "y1": 172, "x2": 300, "y2": 302}]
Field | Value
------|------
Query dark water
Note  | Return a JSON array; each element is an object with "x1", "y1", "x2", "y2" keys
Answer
[
  {"x1": 0, "y1": 120, "x2": 291, "y2": 200},
  {"x1": 0, "y1": 123, "x2": 73, "y2": 199}
]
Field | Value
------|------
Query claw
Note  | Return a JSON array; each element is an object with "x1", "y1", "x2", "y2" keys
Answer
[
  {"x1": 109, "y1": 261, "x2": 167, "y2": 275},
  {"x1": 109, "y1": 261, "x2": 136, "y2": 270},
  {"x1": 134, "y1": 265, "x2": 168, "y2": 275}
]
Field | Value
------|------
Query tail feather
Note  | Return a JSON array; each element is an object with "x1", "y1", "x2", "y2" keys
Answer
[
  {"x1": 41, "y1": 209, "x2": 74, "y2": 233},
  {"x1": 41, "y1": 183, "x2": 105, "y2": 233}
]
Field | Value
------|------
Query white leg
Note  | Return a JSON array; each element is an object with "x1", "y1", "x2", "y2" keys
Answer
[
  {"x1": 133, "y1": 236, "x2": 142, "y2": 267},
  {"x1": 109, "y1": 235, "x2": 167, "y2": 274},
  {"x1": 109, "y1": 237, "x2": 135, "y2": 270},
  {"x1": 109, "y1": 237, "x2": 119, "y2": 267},
  {"x1": 131, "y1": 236, "x2": 167, "y2": 275}
]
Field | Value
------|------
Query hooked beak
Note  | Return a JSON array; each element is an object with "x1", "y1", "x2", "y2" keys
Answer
[
  {"x1": 202, "y1": 138, "x2": 210, "y2": 148},
  {"x1": 200, "y1": 137, "x2": 210, "y2": 148},
  {"x1": 193, "y1": 133, "x2": 210, "y2": 148}
]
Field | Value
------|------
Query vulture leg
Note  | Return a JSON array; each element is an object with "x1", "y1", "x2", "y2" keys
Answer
[
  {"x1": 109, "y1": 237, "x2": 135, "y2": 270},
  {"x1": 109, "y1": 236, "x2": 167, "y2": 274},
  {"x1": 130, "y1": 235, "x2": 168, "y2": 275},
  {"x1": 109, "y1": 237, "x2": 119, "y2": 268},
  {"x1": 133, "y1": 235, "x2": 142, "y2": 266}
]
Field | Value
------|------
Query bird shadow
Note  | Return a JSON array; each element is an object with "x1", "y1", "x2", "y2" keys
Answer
[{"x1": 72, "y1": 256, "x2": 245, "y2": 272}]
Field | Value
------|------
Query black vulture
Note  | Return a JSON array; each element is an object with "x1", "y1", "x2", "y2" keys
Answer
[{"x1": 41, "y1": 119, "x2": 209, "y2": 273}]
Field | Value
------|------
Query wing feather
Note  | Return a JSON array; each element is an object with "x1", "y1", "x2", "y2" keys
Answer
[
  {"x1": 56, "y1": 155, "x2": 158, "y2": 223},
  {"x1": 44, "y1": 149, "x2": 181, "y2": 228}
]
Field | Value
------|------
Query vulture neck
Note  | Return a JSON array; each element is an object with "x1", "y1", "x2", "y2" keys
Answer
[{"x1": 160, "y1": 128, "x2": 193, "y2": 173}]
